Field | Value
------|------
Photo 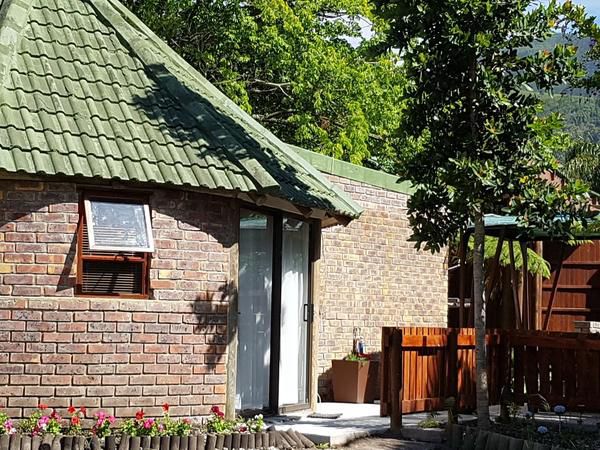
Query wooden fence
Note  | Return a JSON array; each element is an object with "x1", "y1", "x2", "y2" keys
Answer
[{"x1": 380, "y1": 327, "x2": 600, "y2": 428}]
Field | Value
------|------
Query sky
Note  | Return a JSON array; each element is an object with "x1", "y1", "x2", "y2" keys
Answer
[
  {"x1": 556, "y1": 1, "x2": 600, "y2": 22},
  {"x1": 572, "y1": 1, "x2": 600, "y2": 21}
]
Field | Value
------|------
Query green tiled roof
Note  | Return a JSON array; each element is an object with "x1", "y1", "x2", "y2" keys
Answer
[{"x1": 0, "y1": 0, "x2": 362, "y2": 219}]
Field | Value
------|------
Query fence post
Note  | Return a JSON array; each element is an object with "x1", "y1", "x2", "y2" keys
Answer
[
  {"x1": 447, "y1": 328, "x2": 458, "y2": 416},
  {"x1": 390, "y1": 328, "x2": 403, "y2": 433}
]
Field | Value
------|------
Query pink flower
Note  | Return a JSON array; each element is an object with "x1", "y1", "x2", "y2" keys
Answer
[
  {"x1": 96, "y1": 411, "x2": 106, "y2": 421},
  {"x1": 108, "y1": 415, "x2": 116, "y2": 424},
  {"x1": 143, "y1": 418, "x2": 155, "y2": 429}
]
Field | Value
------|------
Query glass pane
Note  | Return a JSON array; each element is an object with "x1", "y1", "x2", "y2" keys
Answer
[
  {"x1": 236, "y1": 210, "x2": 273, "y2": 410},
  {"x1": 279, "y1": 217, "x2": 310, "y2": 406},
  {"x1": 88, "y1": 200, "x2": 151, "y2": 250}
]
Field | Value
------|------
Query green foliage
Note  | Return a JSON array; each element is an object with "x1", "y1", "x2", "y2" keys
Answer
[
  {"x1": 204, "y1": 406, "x2": 264, "y2": 434},
  {"x1": 91, "y1": 411, "x2": 115, "y2": 438},
  {"x1": 343, "y1": 353, "x2": 370, "y2": 362},
  {"x1": 560, "y1": 139, "x2": 600, "y2": 193},
  {"x1": 542, "y1": 94, "x2": 600, "y2": 143},
  {"x1": 123, "y1": 0, "x2": 406, "y2": 170},
  {"x1": 418, "y1": 412, "x2": 443, "y2": 429},
  {"x1": 465, "y1": 237, "x2": 551, "y2": 278},
  {"x1": 0, "y1": 411, "x2": 15, "y2": 435},
  {"x1": 375, "y1": 0, "x2": 596, "y2": 253},
  {"x1": 17, "y1": 410, "x2": 41, "y2": 434},
  {"x1": 119, "y1": 409, "x2": 192, "y2": 437}
]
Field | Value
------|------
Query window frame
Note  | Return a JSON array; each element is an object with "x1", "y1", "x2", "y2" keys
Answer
[
  {"x1": 76, "y1": 190, "x2": 152, "y2": 299},
  {"x1": 84, "y1": 197, "x2": 154, "y2": 253}
]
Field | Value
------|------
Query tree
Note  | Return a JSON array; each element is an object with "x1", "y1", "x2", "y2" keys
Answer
[
  {"x1": 375, "y1": 0, "x2": 595, "y2": 428},
  {"x1": 561, "y1": 139, "x2": 600, "y2": 192},
  {"x1": 123, "y1": 0, "x2": 406, "y2": 170}
]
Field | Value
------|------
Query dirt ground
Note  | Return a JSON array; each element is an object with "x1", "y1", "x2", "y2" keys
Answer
[{"x1": 334, "y1": 433, "x2": 448, "y2": 450}]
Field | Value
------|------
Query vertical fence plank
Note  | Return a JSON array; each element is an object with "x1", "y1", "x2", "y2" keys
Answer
[{"x1": 390, "y1": 328, "x2": 403, "y2": 432}]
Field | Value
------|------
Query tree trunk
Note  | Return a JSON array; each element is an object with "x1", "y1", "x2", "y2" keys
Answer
[{"x1": 473, "y1": 212, "x2": 490, "y2": 429}]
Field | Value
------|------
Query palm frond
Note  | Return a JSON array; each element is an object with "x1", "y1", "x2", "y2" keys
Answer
[{"x1": 467, "y1": 236, "x2": 551, "y2": 278}]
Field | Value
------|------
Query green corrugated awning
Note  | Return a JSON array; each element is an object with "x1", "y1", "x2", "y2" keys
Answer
[
  {"x1": 469, "y1": 214, "x2": 600, "y2": 240},
  {"x1": 0, "y1": 0, "x2": 362, "y2": 219}
]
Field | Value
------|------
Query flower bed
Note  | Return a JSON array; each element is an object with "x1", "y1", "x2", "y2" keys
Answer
[
  {"x1": 0, "y1": 405, "x2": 315, "y2": 450},
  {"x1": 449, "y1": 422, "x2": 600, "y2": 450}
]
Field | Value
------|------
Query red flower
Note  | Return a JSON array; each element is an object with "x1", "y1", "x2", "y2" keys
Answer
[
  {"x1": 135, "y1": 409, "x2": 145, "y2": 420},
  {"x1": 38, "y1": 403, "x2": 48, "y2": 410},
  {"x1": 68, "y1": 405, "x2": 76, "y2": 414},
  {"x1": 210, "y1": 405, "x2": 224, "y2": 418},
  {"x1": 79, "y1": 406, "x2": 87, "y2": 415},
  {"x1": 71, "y1": 416, "x2": 80, "y2": 426},
  {"x1": 162, "y1": 403, "x2": 169, "y2": 413}
]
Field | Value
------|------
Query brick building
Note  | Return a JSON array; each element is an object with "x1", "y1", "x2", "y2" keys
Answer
[
  {"x1": 295, "y1": 149, "x2": 448, "y2": 399},
  {"x1": 0, "y1": 0, "x2": 447, "y2": 418}
]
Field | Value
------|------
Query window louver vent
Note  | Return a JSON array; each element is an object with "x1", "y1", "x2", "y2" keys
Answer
[{"x1": 82, "y1": 261, "x2": 143, "y2": 294}]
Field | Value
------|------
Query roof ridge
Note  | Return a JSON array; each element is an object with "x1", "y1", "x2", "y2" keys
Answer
[{"x1": 91, "y1": 0, "x2": 362, "y2": 217}]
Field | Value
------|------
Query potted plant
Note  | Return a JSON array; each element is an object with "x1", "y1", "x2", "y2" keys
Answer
[{"x1": 331, "y1": 353, "x2": 379, "y2": 403}]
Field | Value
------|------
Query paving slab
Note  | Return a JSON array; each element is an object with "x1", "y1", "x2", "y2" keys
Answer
[{"x1": 267, "y1": 403, "x2": 449, "y2": 447}]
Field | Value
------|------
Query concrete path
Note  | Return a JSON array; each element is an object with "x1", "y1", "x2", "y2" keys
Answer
[
  {"x1": 267, "y1": 403, "x2": 445, "y2": 447},
  {"x1": 267, "y1": 402, "x2": 600, "y2": 447},
  {"x1": 337, "y1": 434, "x2": 447, "y2": 450}
]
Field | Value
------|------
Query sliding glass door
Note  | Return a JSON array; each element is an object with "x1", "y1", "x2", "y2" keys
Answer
[
  {"x1": 279, "y1": 218, "x2": 310, "y2": 407},
  {"x1": 236, "y1": 210, "x2": 312, "y2": 412},
  {"x1": 236, "y1": 210, "x2": 273, "y2": 411}
]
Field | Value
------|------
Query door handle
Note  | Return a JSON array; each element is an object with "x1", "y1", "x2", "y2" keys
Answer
[{"x1": 303, "y1": 304, "x2": 313, "y2": 323}]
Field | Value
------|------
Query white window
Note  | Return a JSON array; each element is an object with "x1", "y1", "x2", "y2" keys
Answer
[{"x1": 84, "y1": 198, "x2": 154, "y2": 253}]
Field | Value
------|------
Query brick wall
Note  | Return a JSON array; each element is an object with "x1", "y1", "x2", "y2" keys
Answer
[
  {"x1": 0, "y1": 180, "x2": 236, "y2": 418},
  {"x1": 318, "y1": 175, "x2": 448, "y2": 398}
]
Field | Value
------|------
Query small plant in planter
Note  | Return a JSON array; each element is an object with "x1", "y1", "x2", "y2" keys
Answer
[
  {"x1": 66, "y1": 405, "x2": 86, "y2": 436},
  {"x1": 91, "y1": 410, "x2": 115, "y2": 438},
  {"x1": 245, "y1": 414, "x2": 264, "y2": 433},
  {"x1": 18, "y1": 404, "x2": 63, "y2": 436},
  {"x1": 206, "y1": 406, "x2": 232, "y2": 434},
  {"x1": 0, "y1": 411, "x2": 16, "y2": 435},
  {"x1": 205, "y1": 406, "x2": 264, "y2": 434},
  {"x1": 120, "y1": 409, "x2": 160, "y2": 437},
  {"x1": 160, "y1": 404, "x2": 192, "y2": 436},
  {"x1": 120, "y1": 405, "x2": 192, "y2": 437}
]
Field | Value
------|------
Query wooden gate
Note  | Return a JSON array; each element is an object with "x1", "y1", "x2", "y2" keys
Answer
[
  {"x1": 380, "y1": 327, "x2": 505, "y2": 418},
  {"x1": 381, "y1": 327, "x2": 600, "y2": 425}
]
